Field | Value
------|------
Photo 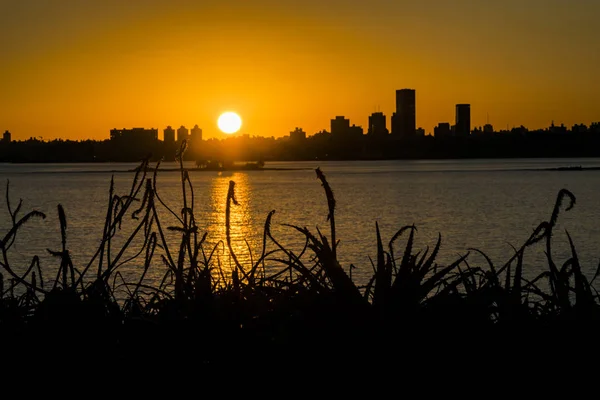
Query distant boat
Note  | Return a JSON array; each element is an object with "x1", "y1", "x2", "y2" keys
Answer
[{"x1": 194, "y1": 159, "x2": 265, "y2": 171}]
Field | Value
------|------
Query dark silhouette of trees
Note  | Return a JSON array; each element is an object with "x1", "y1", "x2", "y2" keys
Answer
[{"x1": 2, "y1": 128, "x2": 600, "y2": 163}]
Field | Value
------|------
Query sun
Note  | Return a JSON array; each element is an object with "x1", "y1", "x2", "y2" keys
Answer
[{"x1": 217, "y1": 112, "x2": 242, "y2": 134}]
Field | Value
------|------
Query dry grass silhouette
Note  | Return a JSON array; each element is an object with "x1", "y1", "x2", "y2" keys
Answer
[{"x1": 1, "y1": 140, "x2": 599, "y2": 367}]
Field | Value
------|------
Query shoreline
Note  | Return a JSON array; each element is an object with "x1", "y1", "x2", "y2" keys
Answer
[{"x1": 131, "y1": 167, "x2": 314, "y2": 173}]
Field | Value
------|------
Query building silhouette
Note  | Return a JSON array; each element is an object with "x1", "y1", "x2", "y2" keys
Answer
[
  {"x1": 368, "y1": 112, "x2": 388, "y2": 137},
  {"x1": 290, "y1": 127, "x2": 306, "y2": 141},
  {"x1": 391, "y1": 89, "x2": 416, "y2": 138},
  {"x1": 110, "y1": 127, "x2": 158, "y2": 141},
  {"x1": 434, "y1": 123, "x2": 452, "y2": 138},
  {"x1": 455, "y1": 104, "x2": 471, "y2": 136},
  {"x1": 331, "y1": 116, "x2": 363, "y2": 138},
  {"x1": 177, "y1": 125, "x2": 189, "y2": 142},
  {"x1": 349, "y1": 125, "x2": 363, "y2": 136},
  {"x1": 2, "y1": 130, "x2": 11, "y2": 143},
  {"x1": 331, "y1": 116, "x2": 350, "y2": 136},
  {"x1": 191, "y1": 124, "x2": 203, "y2": 142},
  {"x1": 163, "y1": 126, "x2": 175, "y2": 144}
]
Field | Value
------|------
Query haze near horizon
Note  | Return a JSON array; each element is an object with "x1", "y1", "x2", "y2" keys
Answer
[{"x1": 1, "y1": 0, "x2": 598, "y2": 141}]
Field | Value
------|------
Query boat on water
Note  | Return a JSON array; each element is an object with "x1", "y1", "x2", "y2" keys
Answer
[
  {"x1": 194, "y1": 159, "x2": 265, "y2": 171},
  {"x1": 130, "y1": 159, "x2": 266, "y2": 173}
]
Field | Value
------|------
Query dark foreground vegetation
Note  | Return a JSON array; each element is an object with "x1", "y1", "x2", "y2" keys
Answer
[{"x1": 2, "y1": 141, "x2": 600, "y2": 370}]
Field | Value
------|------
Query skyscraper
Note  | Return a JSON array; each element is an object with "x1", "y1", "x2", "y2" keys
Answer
[
  {"x1": 391, "y1": 89, "x2": 416, "y2": 138},
  {"x1": 368, "y1": 112, "x2": 388, "y2": 137},
  {"x1": 455, "y1": 104, "x2": 471, "y2": 137},
  {"x1": 190, "y1": 124, "x2": 203, "y2": 142},
  {"x1": 330, "y1": 116, "x2": 350, "y2": 136},
  {"x1": 177, "y1": 125, "x2": 189, "y2": 142},
  {"x1": 163, "y1": 126, "x2": 175, "y2": 144}
]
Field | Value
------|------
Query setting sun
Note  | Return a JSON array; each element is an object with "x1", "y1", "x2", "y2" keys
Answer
[{"x1": 218, "y1": 112, "x2": 242, "y2": 134}]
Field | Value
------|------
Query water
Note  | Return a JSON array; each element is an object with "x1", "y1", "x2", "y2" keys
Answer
[{"x1": 2, "y1": 158, "x2": 600, "y2": 290}]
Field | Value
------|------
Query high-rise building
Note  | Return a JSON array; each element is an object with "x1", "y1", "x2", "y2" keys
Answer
[
  {"x1": 190, "y1": 124, "x2": 203, "y2": 142},
  {"x1": 368, "y1": 112, "x2": 388, "y2": 136},
  {"x1": 177, "y1": 125, "x2": 189, "y2": 142},
  {"x1": 331, "y1": 116, "x2": 350, "y2": 136},
  {"x1": 455, "y1": 104, "x2": 471, "y2": 136},
  {"x1": 2, "y1": 130, "x2": 11, "y2": 143},
  {"x1": 391, "y1": 89, "x2": 416, "y2": 137},
  {"x1": 163, "y1": 126, "x2": 175, "y2": 144}
]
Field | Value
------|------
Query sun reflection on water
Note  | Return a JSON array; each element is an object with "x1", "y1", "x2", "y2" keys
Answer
[{"x1": 204, "y1": 172, "x2": 258, "y2": 281}]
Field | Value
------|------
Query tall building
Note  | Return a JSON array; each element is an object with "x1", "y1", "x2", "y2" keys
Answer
[
  {"x1": 391, "y1": 89, "x2": 416, "y2": 138},
  {"x1": 163, "y1": 126, "x2": 175, "y2": 144},
  {"x1": 331, "y1": 116, "x2": 350, "y2": 136},
  {"x1": 190, "y1": 124, "x2": 203, "y2": 142},
  {"x1": 2, "y1": 130, "x2": 11, "y2": 143},
  {"x1": 368, "y1": 112, "x2": 388, "y2": 136},
  {"x1": 177, "y1": 125, "x2": 189, "y2": 142},
  {"x1": 434, "y1": 123, "x2": 451, "y2": 138},
  {"x1": 455, "y1": 104, "x2": 471, "y2": 136}
]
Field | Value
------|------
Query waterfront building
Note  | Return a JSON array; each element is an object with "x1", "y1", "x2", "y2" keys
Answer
[
  {"x1": 455, "y1": 104, "x2": 471, "y2": 136},
  {"x1": 368, "y1": 112, "x2": 388, "y2": 137},
  {"x1": 177, "y1": 125, "x2": 189, "y2": 142},
  {"x1": 331, "y1": 116, "x2": 350, "y2": 136},
  {"x1": 163, "y1": 126, "x2": 175, "y2": 144},
  {"x1": 290, "y1": 127, "x2": 306, "y2": 141},
  {"x1": 190, "y1": 124, "x2": 203, "y2": 142},
  {"x1": 434, "y1": 123, "x2": 452, "y2": 138},
  {"x1": 391, "y1": 89, "x2": 416, "y2": 137}
]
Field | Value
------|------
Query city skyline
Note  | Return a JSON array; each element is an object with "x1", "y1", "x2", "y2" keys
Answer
[
  {"x1": 1, "y1": 1, "x2": 599, "y2": 141},
  {"x1": 4, "y1": 93, "x2": 600, "y2": 143}
]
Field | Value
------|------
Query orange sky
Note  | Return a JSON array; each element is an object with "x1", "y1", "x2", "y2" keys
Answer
[{"x1": 1, "y1": 0, "x2": 598, "y2": 141}]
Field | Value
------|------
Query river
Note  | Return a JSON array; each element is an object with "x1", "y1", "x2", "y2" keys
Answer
[{"x1": 2, "y1": 158, "x2": 600, "y2": 290}]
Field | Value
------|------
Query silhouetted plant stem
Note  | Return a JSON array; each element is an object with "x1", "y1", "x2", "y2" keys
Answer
[
  {"x1": 98, "y1": 176, "x2": 115, "y2": 280},
  {"x1": 316, "y1": 168, "x2": 336, "y2": 260},
  {"x1": 74, "y1": 159, "x2": 149, "y2": 288},
  {"x1": 226, "y1": 180, "x2": 248, "y2": 283}
]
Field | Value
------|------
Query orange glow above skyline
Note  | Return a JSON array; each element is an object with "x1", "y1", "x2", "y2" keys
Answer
[{"x1": 0, "y1": 1, "x2": 599, "y2": 141}]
